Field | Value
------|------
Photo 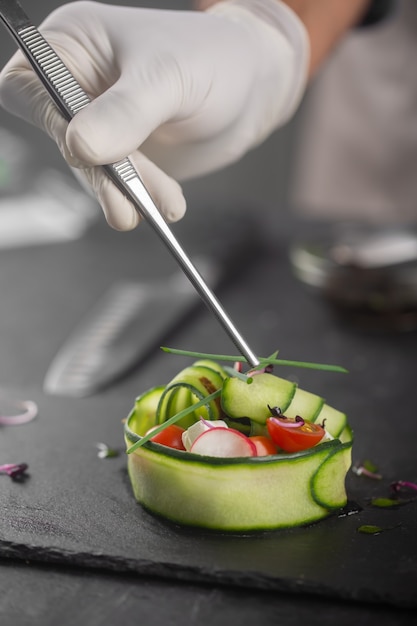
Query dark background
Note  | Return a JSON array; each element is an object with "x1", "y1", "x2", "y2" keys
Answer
[{"x1": 1, "y1": 3, "x2": 416, "y2": 626}]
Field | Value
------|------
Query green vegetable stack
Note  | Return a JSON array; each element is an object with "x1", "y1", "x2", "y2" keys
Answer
[{"x1": 124, "y1": 349, "x2": 352, "y2": 531}]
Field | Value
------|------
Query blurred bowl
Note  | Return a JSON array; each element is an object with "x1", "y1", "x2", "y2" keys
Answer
[{"x1": 290, "y1": 225, "x2": 417, "y2": 331}]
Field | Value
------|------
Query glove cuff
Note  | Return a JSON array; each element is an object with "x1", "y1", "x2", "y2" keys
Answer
[{"x1": 207, "y1": 0, "x2": 310, "y2": 127}]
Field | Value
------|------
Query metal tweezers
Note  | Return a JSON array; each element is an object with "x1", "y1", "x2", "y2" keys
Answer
[{"x1": 0, "y1": 0, "x2": 260, "y2": 367}]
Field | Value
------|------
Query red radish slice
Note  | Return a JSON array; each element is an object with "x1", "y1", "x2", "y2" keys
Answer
[{"x1": 190, "y1": 427, "x2": 257, "y2": 458}]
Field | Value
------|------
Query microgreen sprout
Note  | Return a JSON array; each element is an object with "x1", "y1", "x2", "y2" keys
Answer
[
  {"x1": 391, "y1": 480, "x2": 417, "y2": 494},
  {"x1": 352, "y1": 460, "x2": 382, "y2": 480},
  {"x1": 96, "y1": 443, "x2": 119, "y2": 459}
]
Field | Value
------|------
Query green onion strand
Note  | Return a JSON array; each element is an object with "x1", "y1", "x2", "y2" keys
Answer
[
  {"x1": 222, "y1": 365, "x2": 253, "y2": 383},
  {"x1": 161, "y1": 346, "x2": 348, "y2": 373}
]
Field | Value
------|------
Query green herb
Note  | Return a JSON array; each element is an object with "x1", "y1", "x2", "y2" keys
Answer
[
  {"x1": 128, "y1": 346, "x2": 346, "y2": 454},
  {"x1": 352, "y1": 461, "x2": 382, "y2": 480},
  {"x1": 161, "y1": 347, "x2": 348, "y2": 373},
  {"x1": 371, "y1": 497, "x2": 401, "y2": 508},
  {"x1": 127, "y1": 389, "x2": 221, "y2": 454},
  {"x1": 357, "y1": 524, "x2": 384, "y2": 535},
  {"x1": 357, "y1": 523, "x2": 401, "y2": 535},
  {"x1": 363, "y1": 459, "x2": 380, "y2": 474}
]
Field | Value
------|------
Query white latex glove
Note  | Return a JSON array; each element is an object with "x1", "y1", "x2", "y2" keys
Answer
[{"x1": 0, "y1": 0, "x2": 309, "y2": 231}]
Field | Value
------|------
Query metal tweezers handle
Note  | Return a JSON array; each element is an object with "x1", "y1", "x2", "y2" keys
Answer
[{"x1": 0, "y1": 0, "x2": 260, "y2": 367}]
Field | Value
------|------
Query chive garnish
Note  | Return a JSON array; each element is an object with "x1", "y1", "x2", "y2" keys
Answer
[
  {"x1": 127, "y1": 389, "x2": 221, "y2": 454},
  {"x1": 161, "y1": 346, "x2": 348, "y2": 373},
  {"x1": 127, "y1": 347, "x2": 347, "y2": 454}
]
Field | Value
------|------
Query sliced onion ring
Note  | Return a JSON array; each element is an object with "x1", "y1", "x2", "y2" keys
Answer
[
  {"x1": 268, "y1": 415, "x2": 305, "y2": 429},
  {"x1": 0, "y1": 399, "x2": 38, "y2": 425},
  {"x1": 0, "y1": 462, "x2": 28, "y2": 478}
]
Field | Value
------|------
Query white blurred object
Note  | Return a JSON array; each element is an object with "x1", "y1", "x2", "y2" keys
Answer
[
  {"x1": 291, "y1": 0, "x2": 417, "y2": 223},
  {"x1": 0, "y1": 168, "x2": 98, "y2": 248},
  {"x1": 290, "y1": 225, "x2": 417, "y2": 331}
]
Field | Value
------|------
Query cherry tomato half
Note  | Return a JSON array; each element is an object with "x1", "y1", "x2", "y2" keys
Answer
[
  {"x1": 266, "y1": 416, "x2": 325, "y2": 453},
  {"x1": 249, "y1": 435, "x2": 278, "y2": 456},
  {"x1": 146, "y1": 424, "x2": 186, "y2": 450}
]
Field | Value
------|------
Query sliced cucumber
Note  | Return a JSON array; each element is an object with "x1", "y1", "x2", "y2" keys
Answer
[
  {"x1": 314, "y1": 403, "x2": 347, "y2": 439},
  {"x1": 338, "y1": 424, "x2": 353, "y2": 444},
  {"x1": 156, "y1": 364, "x2": 224, "y2": 427},
  {"x1": 127, "y1": 386, "x2": 164, "y2": 436},
  {"x1": 311, "y1": 444, "x2": 352, "y2": 509},
  {"x1": 125, "y1": 413, "x2": 352, "y2": 531},
  {"x1": 221, "y1": 373, "x2": 296, "y2": 424},
  {"x1": 283, "y1": 387, "x2": 324, "y2": 421},
  {"x1": 125, "y1": 364, "x2": 352, "y2": 531},
  {"x1": 191, "y1": 359, "x2": 227, "y2": 378},
  {"x1": 223, "y1": 416, "x2": 252, "y2": 435},
  {"x1": 249, "y1": 421, "x2": 268, "y2": 437},
  {"x1": 169, "y1": 385, "x2": 194, "y2": 428}
]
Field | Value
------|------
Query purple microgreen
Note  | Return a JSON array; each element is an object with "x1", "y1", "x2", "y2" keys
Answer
[
  {"x1": 0, "y1": 462, "x2": 28, "y2": 479},
  {"x1": 160, "y1": 346, "x2": 348, "y2": 374},
  {"x1": 96, "y1": 443, "x2": 119, "y2": 459},
  {"x1": 127, "y1": 389, "x2": 221, "y2": 454},
  {"x1": 352, "y1": 461, "x2": 382, "y2": 480},
  {"x1": 0, "y1": 399, "x2": 38, "y2": 425},
  {"x1": 391, "y1": 480, "x2": 417, "y2": 494}
]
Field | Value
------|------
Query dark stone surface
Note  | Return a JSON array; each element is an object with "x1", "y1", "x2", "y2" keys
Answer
[
  {"x1": 1, "y1": 560, "x2": 416, "y2": 626},
  {"x1": 1, "y1": 209, "x2": 417, "y2": 622},
  {"x1": 1, "y1": 4, "x2": 416, "y2": 621}
]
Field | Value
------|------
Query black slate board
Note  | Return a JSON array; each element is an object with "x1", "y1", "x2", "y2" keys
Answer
[
  {"x1": 1, "y1": 214, "x2": 417, "y2": 611},
  {"x1": 0, "y1": 386, "x2": 416, "y2": 609}
]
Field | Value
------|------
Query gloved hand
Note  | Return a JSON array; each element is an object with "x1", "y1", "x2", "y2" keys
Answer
[{"x1": 0, "y1": 0, "x2": 309, "y2": 230}]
